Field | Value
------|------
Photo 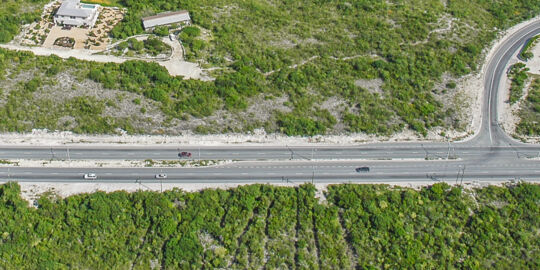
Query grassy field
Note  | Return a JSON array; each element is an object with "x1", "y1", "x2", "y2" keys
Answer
[
  {"x1": 1, "y1": 1, "x2": 540, "y2": 135},
  {"x1": 0, "y1": 182, "x2": 538, "y2": 268}
]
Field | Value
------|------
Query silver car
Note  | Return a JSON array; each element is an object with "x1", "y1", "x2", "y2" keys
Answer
[
  {"x1": 155, "y1": 173, "x2": 168, "y2": 179},
  {"x1": 83, "y1": 173, "x2": 97, "y2": 180}
]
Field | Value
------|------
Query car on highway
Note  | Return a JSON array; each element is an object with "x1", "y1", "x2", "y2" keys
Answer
[
  {"x1": 178, "y1": 151, "x2": 192, "y2": 158},
  {"x1": 355, "y1": 166, "x2": 370, "y2": 172},
  {"x1": 83, "y1": 173, "x2": 97, "y2": 180},
  {"x1": 155, "y1": 173, "x2": 167, "y2": 179}
]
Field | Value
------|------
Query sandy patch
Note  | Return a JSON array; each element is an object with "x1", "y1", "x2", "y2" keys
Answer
[
  {"x1": 0, "y1": 128, "x2": 467, "y2": 146},
  {"x1": 354, "y1": 78, "x2": 383, "y2": 94},
  {"x1": 13, "y1": 180, "x2": 529, "y2": 207}
]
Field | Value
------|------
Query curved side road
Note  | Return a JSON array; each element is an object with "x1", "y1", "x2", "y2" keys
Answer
[{"x1": 468, "y1": 20, "x2": 540, "y2": 146}]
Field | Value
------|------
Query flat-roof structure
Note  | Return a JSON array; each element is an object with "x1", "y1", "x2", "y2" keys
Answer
[
  {"x1": 54, "y1": 0, "x2": 100, "y2": 28},
  {"x1": 142, "y1": 10, "x2": 191, "y2": 30}
]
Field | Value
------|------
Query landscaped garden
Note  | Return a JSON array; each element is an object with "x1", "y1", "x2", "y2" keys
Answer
[
  {"x1": 108, "y1": 36, "x2": 172, "y2": 58},
  {"x1": 53, "y1": 37, "x2": 75, "y2": 48}
]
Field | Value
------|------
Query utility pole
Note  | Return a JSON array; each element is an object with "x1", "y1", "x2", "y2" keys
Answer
[
  {"x1": 160, "y1": 169, "x2": 163, "y2": 193},
  {"x1": 446, "y1": 141, "x2": 451, "y2": 160},
  {"x1": 50, "y1": 146, "x2": 56, "y2": 160},
  {"x1": 311, "y1": 163, "x2": 315, "y2": 184},
  {"x1": 421, "y1": 144, "x2": 428, "y2": 160},
  {"x1": 456, "y1": 165, "x2": 462, "y2": 184},
  {"x1": 67, "y1": 147, "x2": 71, "y2": 162},
  {"x1": 287, "y1": 145, "x2": 294, "y2": 160},
  {"x1": 460, "y1": 165, "x2": 465, "y2": 185}
]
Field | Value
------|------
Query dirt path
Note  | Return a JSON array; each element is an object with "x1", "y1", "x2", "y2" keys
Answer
[{"x1": 0, "y1": 42, "x2": 206, "y2": 79}]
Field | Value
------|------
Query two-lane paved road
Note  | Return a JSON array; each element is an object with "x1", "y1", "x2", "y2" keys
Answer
[{"x1": 1, "y1": 159, "x2": 538, "y2": 183}]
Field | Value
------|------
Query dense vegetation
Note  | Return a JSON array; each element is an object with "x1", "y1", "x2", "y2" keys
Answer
[
  {"x1": 106, "y1": 0, "x2": 540, "y2": 135},
  {"x1": 0, "y1": 49, "x2": 141, "y2": 134},
  {"x1": 0, "y1": 182, "x2": 538, "y2": 268},
  {"x1": 517, "y1": 78, "x2": 540, "y2": 135},
  {"x1": 2, "y1": 1, "x2": 540, "y2": 135},
  {"x1": 113, "y1": 37, "x2": 171, "y2": 57},
  {"x1": 508, "y1": 63, "x2": 529, "y2": 104},
  {"x1": 0, "y1": 0, "x2": 47, "y2": 43},
  {"x1": 519, "y1": 35, "x2": 539, "y2": 60}
]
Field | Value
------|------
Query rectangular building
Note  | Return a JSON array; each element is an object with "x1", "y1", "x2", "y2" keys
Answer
[
  {"x1": 54, "y1": 0, "x2": 100, "y2": 28},
  {"x1": 142, "y1": 10, "x2": 191, "y2": 31}
]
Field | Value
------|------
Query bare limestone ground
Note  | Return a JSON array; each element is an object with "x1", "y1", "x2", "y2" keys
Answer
[{"x1": 14, "y1": 180, "x2": 517, "y2": 208}]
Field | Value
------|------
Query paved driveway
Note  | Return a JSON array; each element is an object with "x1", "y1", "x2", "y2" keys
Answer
[{"x1": 42, "y1": 26, "x2": 90, "y2": 49}]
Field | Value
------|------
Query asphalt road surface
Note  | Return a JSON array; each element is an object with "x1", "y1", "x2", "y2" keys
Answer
[
  {"x1": 1, "y1": 159, "x2": 539, "y2": 183},
  {"x1": 1, "y1": 20, "x2": 540, "y2": 184}
]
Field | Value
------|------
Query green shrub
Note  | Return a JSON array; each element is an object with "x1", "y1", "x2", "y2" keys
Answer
[
  {"x1": 153, "y1": 26, "x2": 169, "y2": 36},
  {"x1": 508, "y1": 63, "x2": 529, "y2": 104},
  {"x1": 181, "y1": 26, "x2": 200, "y2": 38},
  {"x1": 24, "y1": 78, "x2": 41, "y2": 92},
  {"x1": 277, "y1": 113, "x2": 326, "y2": 136}
]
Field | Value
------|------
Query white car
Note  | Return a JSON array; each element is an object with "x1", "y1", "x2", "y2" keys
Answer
[
  {"x1": 155, "y1": 173, "x2": 167, "y2": 179},
  {"x1": 83, "y1": 173, "x2": 97, "y2": 180}
]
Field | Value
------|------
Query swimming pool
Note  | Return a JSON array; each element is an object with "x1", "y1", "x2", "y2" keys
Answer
[{"x1": 81, "y1": 4, "x2": 96, "y2": 9}]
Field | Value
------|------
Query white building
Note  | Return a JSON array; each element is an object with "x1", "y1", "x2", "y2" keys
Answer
[
  {"x1": 54, "y1": 0, "x2": 100, "y2": 28},
  {"x1": 142, "y1": 10, "x2": 191, "y2": 31}
]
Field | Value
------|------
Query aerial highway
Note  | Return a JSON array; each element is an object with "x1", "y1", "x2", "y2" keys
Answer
[{"x1": 1, "y1": 19, "x2": 540, "y2": 184}]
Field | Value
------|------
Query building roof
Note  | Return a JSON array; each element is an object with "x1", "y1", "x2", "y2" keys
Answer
[
  {"x1": 56, "y1": 0, "x2": 92, "y2": 18},
  {"x1": 142, "y1": 10, "x2": 191, "y2": 29}
]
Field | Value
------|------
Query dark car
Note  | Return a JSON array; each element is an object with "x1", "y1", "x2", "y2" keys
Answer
[
  {"x1": 355, "y1": 166, "x2": 370, "y2": 172},
  {"x1": 178, "y1": 151, "x2": 192, "y2": 158}
]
